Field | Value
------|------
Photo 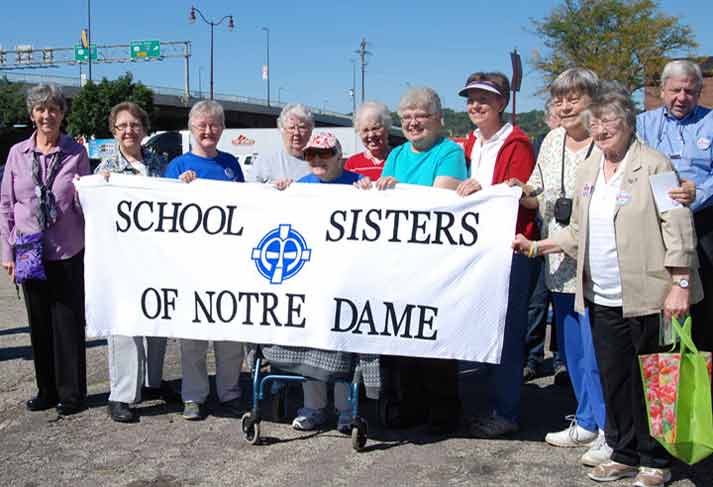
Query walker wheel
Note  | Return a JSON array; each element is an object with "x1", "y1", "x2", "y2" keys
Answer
[
  {"x1": 241, "y1": 412, "x2": 260, "y2": 445},
  {"x1": 351, "y1": 418, "x2": 368, "y2": 451}
]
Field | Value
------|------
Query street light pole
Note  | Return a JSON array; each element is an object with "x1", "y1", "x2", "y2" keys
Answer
[
  {"x1": 189, "y1": 6, "x2": 234, "y2": 101},
  {"x1": 261, "y1": 27, "x2": 270, "y2": 107}
]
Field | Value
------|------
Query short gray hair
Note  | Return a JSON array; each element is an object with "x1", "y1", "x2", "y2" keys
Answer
[
  {"x1": 397, "y1": 87, "x2": 442, "y2": 117},
  {"x1": 589, "y1": 81, "x2": 637, "y2": 131},
  {"x1": 188, "y1": 100, "x2": 225, "y2": 127},
  {"x1": 26, "y1": 83, "x2": 67, "y2": 115},
  {"x1": 277, "y1": 103, "x2": 314, "y2": 130},
  {"x1": 660, "y1": 60, "x2": 703, "y2": 93},
  {"x1": 354, "y1": 101, "x2": 392, "y2": 132},
  {"x1": 550, "y1": 68, "x2": 600, "y2": 99}
]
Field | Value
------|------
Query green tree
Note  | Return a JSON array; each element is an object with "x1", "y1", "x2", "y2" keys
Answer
[
  {"x1": 67, "y1": 73, "x2": 154, "y2": 138},
  {"x1": 0, "y1": 77, "x2": 29, "y2": 129},
  {"x1": 531, "y1": 0, "x2": 697, "y2": 93}
]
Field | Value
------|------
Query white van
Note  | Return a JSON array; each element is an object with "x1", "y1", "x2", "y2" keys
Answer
[{"x1": 180, "y1": 127, "x2": 364, "y2": 181}]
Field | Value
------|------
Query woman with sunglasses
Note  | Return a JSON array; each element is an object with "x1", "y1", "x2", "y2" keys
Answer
[{"x1": 273, "y1": 132, "x2": 363, "y2": 433}]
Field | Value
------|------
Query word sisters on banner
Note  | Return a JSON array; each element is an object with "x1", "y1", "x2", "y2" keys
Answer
[{"x1": 76, "y1": 175, "x2": 520, "y2": 363}]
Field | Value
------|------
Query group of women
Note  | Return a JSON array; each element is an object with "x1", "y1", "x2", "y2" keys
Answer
[{"x1": 0, "y1": 66, "x2": 701, "y2": 487}]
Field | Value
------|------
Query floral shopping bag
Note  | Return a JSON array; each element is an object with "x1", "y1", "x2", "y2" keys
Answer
[{"x1": 639, "y1": 316, "x2": 713, "y2": 465}]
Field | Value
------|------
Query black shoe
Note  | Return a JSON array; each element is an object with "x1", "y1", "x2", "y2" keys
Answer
[
  {"x1": 56, "y1": 401, "x2": 85, "y2": 416},
  {"x1": 523, "y1": 365, "x2": 538, "y2": 383},
  {"x1": 142, "y1": 381, "x2": 182, "y2": 403},
  {"x1": 554, "y1": 365, "x2": 570, "y2": 387},
  {"x1": 26, "y1": 396, "x2": 58, "y2": 412},
  {"x1": 219, "y1": 398, "x2": 244, "y2": 417},
  {"x1": 108, "y1": 401, "x2": 137, "y2": 423}
]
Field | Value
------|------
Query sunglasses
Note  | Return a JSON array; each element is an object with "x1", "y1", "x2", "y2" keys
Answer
[{"x1": 304, "y1": 149, "x2": 336, "y2": 160}]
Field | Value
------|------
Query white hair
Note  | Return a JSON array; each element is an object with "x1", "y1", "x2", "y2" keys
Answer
[
  {"x1": 397, "y1": 87, "x2": 442, "y2": 117},
  {"x1": 354, "y1": 101, "x2": 392, "y2": 132},
  {"x1": 188, "y1": 100, "x2": 225, "y2": 127},
  {"x1": 277, "y1": 103, "x2": 314, "y2": 130},
  {"x1": 660, "y1": 60, "x2": 703, "y2": 93}
]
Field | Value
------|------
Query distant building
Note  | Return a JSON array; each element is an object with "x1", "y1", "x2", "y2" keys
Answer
[{"x1": 644, "y1": 56, "x2": 713, "y2": 110}]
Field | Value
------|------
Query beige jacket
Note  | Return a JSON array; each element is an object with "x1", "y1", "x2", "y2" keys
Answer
[{"x1": 551, "y1": 139, "x2": 703, "y2": 317}]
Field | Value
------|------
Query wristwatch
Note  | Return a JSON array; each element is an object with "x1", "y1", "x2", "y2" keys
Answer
[{"x1": 673, "y1": 278, "x2": 690, "y2": 289}]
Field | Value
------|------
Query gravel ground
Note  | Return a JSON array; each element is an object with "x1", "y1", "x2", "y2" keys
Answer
[{"x1": 1, "y1": 276, "x2": 711, "y2": 487}]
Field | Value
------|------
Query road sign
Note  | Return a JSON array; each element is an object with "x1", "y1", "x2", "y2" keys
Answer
[
  {"x1": 131, "y1": 40, "x2": 161, "y2": 60},
  {"x1": 74, "y1": 45, "x2": 97, "y2": 62}
]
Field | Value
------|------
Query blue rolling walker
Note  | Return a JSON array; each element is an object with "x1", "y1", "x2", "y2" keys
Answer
[{"x1": 240, "y1": 352, "x2": 369, "y2": 451}]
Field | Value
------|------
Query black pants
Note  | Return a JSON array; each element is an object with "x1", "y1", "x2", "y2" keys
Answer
[
  {"x1": 381, "y1": 355, "x2": 460, "y2": 427},
  {"x1": 587, "y1": 301, "x2": 669, "y2": 468},
  {"x1": 22, "y1": 252, "x2": 87, "y2": 405}
]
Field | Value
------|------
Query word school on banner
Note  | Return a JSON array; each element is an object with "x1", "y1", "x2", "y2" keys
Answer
[{"x1": 76, "y1": 175, "x2": 520, "y2": 363}]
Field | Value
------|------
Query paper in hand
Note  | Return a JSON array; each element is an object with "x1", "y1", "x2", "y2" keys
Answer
[{"x1": 649, "y1": 171, "x2": 683, "y2": 212}]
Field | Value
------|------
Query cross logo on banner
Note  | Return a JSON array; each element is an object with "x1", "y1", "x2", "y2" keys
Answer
[{"x1": 251, "y1": 224, "x2": 311, "y2": 284}]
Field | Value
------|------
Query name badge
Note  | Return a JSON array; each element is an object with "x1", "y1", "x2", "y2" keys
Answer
[
  {"x1": 698, "y1": 137, "x2": 712, "y2": 150},
  {"x1": 582, "y1": 184, "x2": 593, "y2": 197},
  {"x1": 616, "y1": 191, "x2": 632, "y2": 206}
]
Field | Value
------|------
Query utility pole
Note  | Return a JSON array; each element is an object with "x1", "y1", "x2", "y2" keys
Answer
[
  {"x1": 87, "y1": 0, "x2": 92, "y2": 81},
  {"x1": 354, "y1": 37, "x2": 371, "y2": 103},
  {"x1": 350, "y1": 59, "x2": 357, "y2": 115}
]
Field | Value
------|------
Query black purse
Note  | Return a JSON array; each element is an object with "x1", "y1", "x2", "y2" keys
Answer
[{"x1": 554, "y1": 134, "x2": 593, "y2": 226}]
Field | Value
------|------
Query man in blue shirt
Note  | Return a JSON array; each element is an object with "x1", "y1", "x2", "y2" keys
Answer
[
  {"x1": 637, "y1": 59, "x2": 713, "y2": 351},
  {"x1": 164, "y1": 100, "x2": 245, "y2": 421}
]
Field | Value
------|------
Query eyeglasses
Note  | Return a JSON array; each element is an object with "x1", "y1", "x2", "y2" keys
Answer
[
  {"x1": 589, "y1": 117, "x2": 621, "y2": 132},
  {"x1": 114, "y1": 122, "x2": 143, "y2": 132},
  {"x1": 191, "y1": 123, "x2": 223, "y2": 132},
  {"x1": 304, "y1": 149, "x2": 336, "y2": 160},
  {"x1": 284, "y1": 125, "x2": 311, "y2": 134},
  {"x1": 400, "y1": 112, "x2": 433, "y2": 124}
]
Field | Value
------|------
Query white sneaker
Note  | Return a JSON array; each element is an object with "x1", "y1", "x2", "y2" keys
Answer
[
  {"x1": 580, "y1": 430, "x2": 613, "y2": 466},
  {"x1": 545, "y1": 415, "x2": 598, "y2": 447},
  {"x1": 291, "y1": 408, "x2": 328, "y2": 431}
]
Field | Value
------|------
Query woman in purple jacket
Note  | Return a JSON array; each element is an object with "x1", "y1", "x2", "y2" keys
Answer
[{"x1": 0, "y1": 84, "x2": 90, "y2": 416}]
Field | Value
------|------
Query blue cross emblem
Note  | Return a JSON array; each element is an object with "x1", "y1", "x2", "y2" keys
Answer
[{"x1": 251, "y1": 224, "x2": 311, "y2": 284}]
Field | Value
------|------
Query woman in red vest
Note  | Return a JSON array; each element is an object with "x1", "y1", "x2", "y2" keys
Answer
[{"x1": 456, "y1": 71, "x2": 537, "y2": 438}]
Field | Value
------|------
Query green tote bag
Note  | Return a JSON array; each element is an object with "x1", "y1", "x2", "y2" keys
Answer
[{"x1": 639, "y1": 316, "x2": 713, "y2": 465}]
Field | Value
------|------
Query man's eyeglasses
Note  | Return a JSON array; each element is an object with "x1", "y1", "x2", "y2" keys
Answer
[{"x1": 114, "y1": 122, "x2": 143, "y2": 132}]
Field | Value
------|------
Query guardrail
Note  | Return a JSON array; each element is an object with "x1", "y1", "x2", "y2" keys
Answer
[{"x1": 0, "y1": 71, "x2": 349, "y2": 119}]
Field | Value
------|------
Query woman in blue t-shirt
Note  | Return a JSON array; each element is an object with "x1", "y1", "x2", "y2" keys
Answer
[{"x1": 163, "y1": 100, "x2": 245, "y2": 421}]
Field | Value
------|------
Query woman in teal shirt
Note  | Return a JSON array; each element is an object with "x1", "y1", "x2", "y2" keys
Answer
[{"x1": 372, "y1": 87, "x2": 467, "y2": 433}]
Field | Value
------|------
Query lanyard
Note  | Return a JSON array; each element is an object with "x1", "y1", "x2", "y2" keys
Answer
[{"x1": 561, "y1": 133, "x2": 594, "y2": 197}]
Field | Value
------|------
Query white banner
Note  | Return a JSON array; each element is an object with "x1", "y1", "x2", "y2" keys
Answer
[{"x1": 76, "y1": 175, "x2": 520, "y2": 363}]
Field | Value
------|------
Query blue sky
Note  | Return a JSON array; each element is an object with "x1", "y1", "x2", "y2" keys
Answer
[{"x1": 2, "y1": 1, "x2": 712, "y2": 115}]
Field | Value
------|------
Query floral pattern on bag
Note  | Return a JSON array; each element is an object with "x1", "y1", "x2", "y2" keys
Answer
[
  {"x1": 641, "y1": 353, "x2": 713, "y2": 442},
  {"x1": 14, "y1": 231, "x2": 46, "y2": 283}
]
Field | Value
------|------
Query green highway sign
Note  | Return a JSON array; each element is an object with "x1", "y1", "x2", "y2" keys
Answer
[
  {"x1": 131, "y1": 40, "x2": 161, "y2": 59},
  {"x1": 74, "y1": 45, "x2": 97, "y2": 62}
]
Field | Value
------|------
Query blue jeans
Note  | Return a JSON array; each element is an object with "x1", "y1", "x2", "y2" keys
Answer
[
  {"x1": 551, "y1": 293, "x2": 606, "y2": 432},
  {"x1": 486, "y1": 253, "x2": 532, "y2": 422},
  {"x1": 525, "y1": 256, "x2": 563, "y2": 369}
]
